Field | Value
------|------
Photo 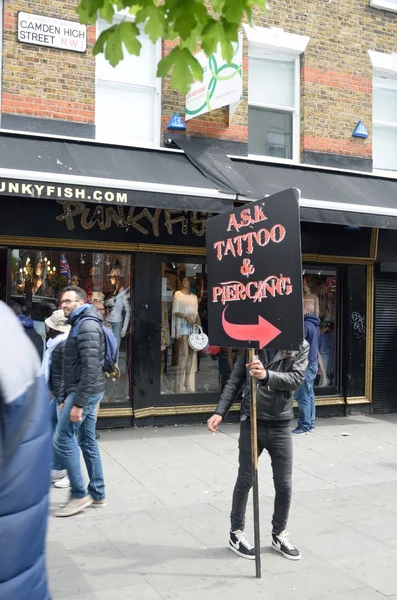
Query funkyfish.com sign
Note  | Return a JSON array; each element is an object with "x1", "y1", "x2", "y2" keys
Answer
[
  {"x1": 18, "y1": 12, "x2": 87, "y2": 53},
  {"x1": 185, "y1": 32, "x2": 243, "y2": 121}
]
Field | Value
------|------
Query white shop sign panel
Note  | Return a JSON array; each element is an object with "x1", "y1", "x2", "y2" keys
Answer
[{"x1": 18, "y1": 12, "x2": 87, "y2": 53}]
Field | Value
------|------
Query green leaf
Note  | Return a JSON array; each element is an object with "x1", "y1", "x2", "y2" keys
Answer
[
  {"x1": 174, "y1": 1, "x2": 199, "y2": 40},
  {"x1": 181, "y1": 29, "x2": 201, "y2": 54},
  {"x1": 201, "y1": 20, "x2": 221, "y2": 57},
  {"x1": 119, "y1": 21, "x2": 142, "y2": 55},
  {"x1": 211, "y1": 0, "x2": 226, "y2": 12},
  {"x1": 99, "y1": 2, "x2": 114, "y2": 23},
  {"x1": 223, "y1": 0, "x2": 245, "y2": 24},
  {"x1": 92, "y1": 26, "x2": 114, "y2": 55},
  {"x1": 135, "y1": 5, "x2": 166, "y2": 43},
  {"x1": 220, "y1": 39, "x2": 233, "y2": 64},
  {"x1": 77, "y1": 0, "x2": 104, "y2": 22},
  {"x1": 157, "y1": 47, "x2": 203, "y2": 94},
  {"x1": 96, "y1": 27, "x2": 124, "y2": 66}
]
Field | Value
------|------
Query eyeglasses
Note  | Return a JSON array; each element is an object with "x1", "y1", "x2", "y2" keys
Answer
[{"x1": 61, "y1": 299, "x2": 77, "y2": 304}]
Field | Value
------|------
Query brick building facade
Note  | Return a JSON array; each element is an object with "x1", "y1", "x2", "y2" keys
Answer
[
  {"x1": 2, "y1": 0, "x2": 397, "y2": 171},
  {"x1": 1, "y1": 0, "x2": 397, "y2": 424}
]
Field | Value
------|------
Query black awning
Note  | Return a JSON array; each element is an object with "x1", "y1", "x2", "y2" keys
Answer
[
  {"x1": 232, "y1": 159, "x2": 397, "y2": 230},
  {"x1": 171, "y1": 134, "x2": 262, "y2": 199},
  {"x1": 0, "y1": 132, "x2": 233, "y2": 213}
]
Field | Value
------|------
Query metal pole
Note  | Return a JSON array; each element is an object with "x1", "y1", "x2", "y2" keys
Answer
[{"x1": 248, "y1": 348, "x2": 261, "y2": 579}]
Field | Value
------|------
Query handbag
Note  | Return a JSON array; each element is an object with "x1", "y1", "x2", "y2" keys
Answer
[{"x1": 188, "y1": 325, "x2": 209, "y2": 352}]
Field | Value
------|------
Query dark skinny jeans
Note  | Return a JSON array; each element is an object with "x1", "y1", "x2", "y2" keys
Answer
[{"x1": 230, "y1": 418, "x2": 293, "y2": 535}]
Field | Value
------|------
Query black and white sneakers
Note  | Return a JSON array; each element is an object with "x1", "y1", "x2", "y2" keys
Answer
[
  {"x1": 229, "y1": 529, "x2": 301, "y2": 561},
  {"x1": 272, "y1": 531, "x2": 301, "y2": 560},
  {"x1": 229, "y1": 529, "x2": 255, "y2": 560}
]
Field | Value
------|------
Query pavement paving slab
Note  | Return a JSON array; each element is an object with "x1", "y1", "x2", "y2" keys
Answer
[{"x1": 48, "y1": 415, "x2": 397, "y2": 600}]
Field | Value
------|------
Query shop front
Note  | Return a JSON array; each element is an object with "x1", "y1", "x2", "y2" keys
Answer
[
  {"x1": 0, "y1": 196, "x2": 377, "y2": 427},
  {"x1": 1, "y1": 131, "x2": 395, "y2": 426}
]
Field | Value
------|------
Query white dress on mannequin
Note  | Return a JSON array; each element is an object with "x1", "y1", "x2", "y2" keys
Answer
[{"x1": 172, "y1": 291, "x2": 198, "y2": 393}]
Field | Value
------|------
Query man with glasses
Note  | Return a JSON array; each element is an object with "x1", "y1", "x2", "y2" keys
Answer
[{"x1": 53, "y1": 286, "x2": 107, "y2": 517}]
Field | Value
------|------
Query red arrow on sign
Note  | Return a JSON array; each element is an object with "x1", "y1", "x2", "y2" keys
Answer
[{"x1": 222, "y1": 308, "x2": 282, "y2": 349}]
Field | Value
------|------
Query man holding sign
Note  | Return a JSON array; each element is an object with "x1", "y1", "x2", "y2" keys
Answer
[
  {"x1": 208, "y1": 342, "x2": 308, "y2": 560},
  {"x1": 205, "y1": 188, "x2": 307, "y2": 568}
]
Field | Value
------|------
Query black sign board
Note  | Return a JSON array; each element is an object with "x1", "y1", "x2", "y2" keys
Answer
[{"x1": 206, "y1": 188, "x2": 304, "y2": 350}]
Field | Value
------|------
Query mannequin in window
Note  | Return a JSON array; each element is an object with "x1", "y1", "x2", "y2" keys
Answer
[
  {"x1": 84, "y1": 266, "x2": 100, "y2": 304},
  {"x1": 32, "y1": 260, "x2": 49, "y2": 297},
  {"x1": 303, "y1": 277, "x2": 320, "y2": 316},
  {"x1": 104, "y1": 268, "x2": 131, "y2": 361},
  {"x1": 172, "y1": 275, "x2": 198, "y2": 393}
]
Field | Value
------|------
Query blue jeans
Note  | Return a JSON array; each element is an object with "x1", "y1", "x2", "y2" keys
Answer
[
  {"x1": 295, "y1": 363, "x2": 317, "y2": 432},
  {"x1": 50, "y1": 397, "x2": 63, "y2": 471},
  {"x1": 109, "y1": 321, "x2": 122, "y2": 362},
  {"x1": 53, "y1": 391, "x2": 105, "y2": 500}
]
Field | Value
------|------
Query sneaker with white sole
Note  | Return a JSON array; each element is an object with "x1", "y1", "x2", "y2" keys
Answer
[
  {"x1": 291, "y1": 428, "x2": 308, "y2": 435},
  {"x1": 55, "y1": 495, "x2": 93, "y2": 517},
  {"x1": 272, "y1": 531, "x2": 301, "y2": 560},
  {"x1": 92, "y1": 498, "x2": 107, "y2": 508},
  {"x1": 229, "y1": 529, "x2": 255, "y2": 560},
  {"x1": 54, "y1": 476, "x2": 70, "y2": 489},
  {"x1": 51, "y1": 469, "x2": 67, "y2": 483}
]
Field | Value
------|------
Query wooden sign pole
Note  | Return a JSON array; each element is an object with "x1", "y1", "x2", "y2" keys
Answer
[{"x1": 248, "y1": 348, "x2": 261, "y2": 579}]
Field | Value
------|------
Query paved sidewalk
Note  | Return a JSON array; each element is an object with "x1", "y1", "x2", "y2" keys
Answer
[{"x1": 48, "y1": 414, "x2": 397, "y2": 600}]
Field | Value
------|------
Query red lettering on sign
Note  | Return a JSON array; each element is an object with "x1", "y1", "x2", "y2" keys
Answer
[
  {"x1": 214, "y1": 240, "x2": 225, "y2": 261},
  {"x1": 226, "y1": 205, "x2": 268, "y2": 233},
  {"x1": 224, "y1": 238, "x2": 236, "y2": 257},
  {"x1": 214, "y1": 224, "x2": 286, "y2": 261},
  {"x1": 212, "y1": 276, "x2": 293, "y2": 306},
  {"x1": 227, "y1": 213, "x2": 240, "y2": 232}
]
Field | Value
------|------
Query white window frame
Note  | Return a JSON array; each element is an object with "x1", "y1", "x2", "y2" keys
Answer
[
  {"x1": 244, "y1": 25, "x2": 309, "y2": 163},
  {"x1": 95, "y1": 13, "x2": 161, "y2": 148},
  {"x1": 370, "y1": 0, "x2": 397, "y2": 13},
  {"x1": 369, "y1": 50, "x2": 397, "y2": 174},
  {"x1": 248, "y1": 53, "x2": 300, "y2": 162}
]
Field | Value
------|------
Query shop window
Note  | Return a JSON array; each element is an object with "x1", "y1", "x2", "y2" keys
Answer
[
  {"x1": 248, "y1": 56, "x2": 297, "y2": 159},
  {"x1": 373, "y1": 74, "x2": 397, "y2": 171},
  {"x1": 303, "y1": 268, "x2": 338, "y2": 391},
  {"x1": 95, "y1": 17, "x2": 161, "y2": 147},
  {"x1": 8, "y1": 249, "x2": 133, "y2": 406},
  {"x1": 160, "y1": 262, "x2": 233, "y2": 395}
]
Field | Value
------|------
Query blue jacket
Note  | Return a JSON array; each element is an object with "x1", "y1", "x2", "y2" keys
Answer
[
  {"x1": 0, "y1": 302, "x2": 51, "y2": 600},
  {"x1": 304, "y1": 313, "x2": 320, "y2": 365}
]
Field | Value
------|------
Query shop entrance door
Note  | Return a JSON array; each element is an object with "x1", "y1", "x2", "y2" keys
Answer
[{"x1": 133, "y1": 253, "x2": 222, "y2": 421}]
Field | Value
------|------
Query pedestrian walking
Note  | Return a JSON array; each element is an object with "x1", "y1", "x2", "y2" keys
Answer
[
  {"x1": 292, "y1": 299, "x2": 320, "y2": 435},
  {"x1": 53, "y1": 286, "x2": 106, "y2": 517},
  {"x1": 207, "y1": 341, "x2": 309, "y2": 561},
  {"x1": 42, "y1": 309, "x2": 71, "y2": 489},
  {"x1": 0, "y1": 301, "x2": 51, "y2": 600},
  {"x1": 11, "y1": 301, "x2": 44, "y2": 360}
]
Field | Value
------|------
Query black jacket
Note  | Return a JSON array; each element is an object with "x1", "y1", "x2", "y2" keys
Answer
[
  {"x1": 50, "y1": 340, "x2": 66, "y2": 404},
  {"x1": 25, "y1": 327, "x2": 44, "y2": 361},
  {"x1": 64, "y1": 304, "x2": 106, "y2": 407},
  {"x1": 215, "y1": 341, "x2": 309, "y2": 422}
]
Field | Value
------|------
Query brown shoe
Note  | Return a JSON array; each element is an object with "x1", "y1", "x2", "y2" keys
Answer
[
  {"x1": 92, "y1": 499, "x2": 107, "y2": 508},
  {"x1": 55, "y1": 495, "x2": 93, "y2": 517}
]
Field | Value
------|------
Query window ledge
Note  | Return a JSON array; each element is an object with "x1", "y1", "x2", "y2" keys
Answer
[
  {"x1": 243, "y1": 24, "x2": 309, "y2": 56},
  {"x1": 370, "y1": 0, "x2": 397, "y2": 12},
  {"x1": 368, "y1": 50, "x2": 397, "y2": 75}
]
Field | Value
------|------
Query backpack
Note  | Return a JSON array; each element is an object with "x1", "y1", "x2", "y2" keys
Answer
[{"x1": 72, "y1": 317, "x2": 120, "y2": 378}]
